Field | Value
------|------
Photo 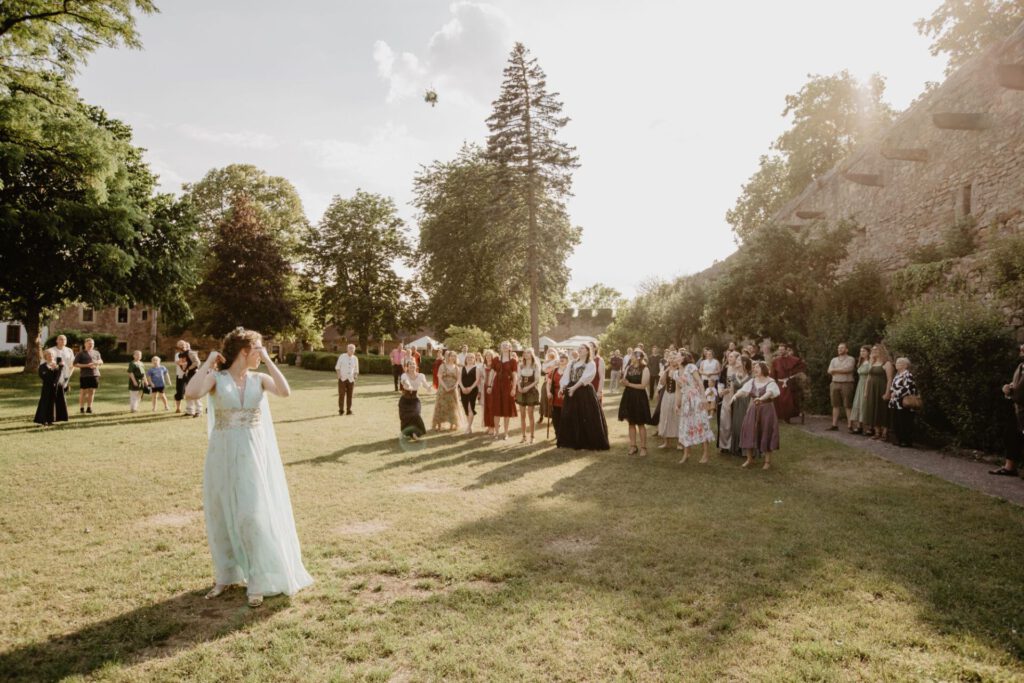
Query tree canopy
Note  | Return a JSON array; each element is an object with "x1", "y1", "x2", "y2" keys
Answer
[{"x1": 916, "y1": 0, "x2": 1024, "y2": 73}]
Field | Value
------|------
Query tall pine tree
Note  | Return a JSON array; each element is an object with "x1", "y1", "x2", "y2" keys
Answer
[{"x1": 486, "y1": 42, "x2": 580, "y2": 348}]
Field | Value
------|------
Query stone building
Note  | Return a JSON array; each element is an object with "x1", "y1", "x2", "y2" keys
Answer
[
  {"x1": 767, "y1": 20, "x2": 1024, "y2": 315},
  {"x1": 541, "y1": 308, "x2": 617, "y2": 345},
  {"x1": 49, "y1": 304, "x2": 160, "y2": 355}
]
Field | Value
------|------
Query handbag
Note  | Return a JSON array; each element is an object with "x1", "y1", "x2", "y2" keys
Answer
[{"x1": 902, "y1": 393, "x2": 923, "y2": 410}]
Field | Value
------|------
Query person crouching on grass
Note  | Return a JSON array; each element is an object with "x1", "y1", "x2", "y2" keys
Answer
[{"x1": 147, "y1": 356, "x2": 171, "y2": 411}]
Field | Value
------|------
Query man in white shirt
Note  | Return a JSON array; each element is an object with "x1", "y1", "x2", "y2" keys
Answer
[
  {"x1": 457, "y1": 345, "x2": 469, "y2": 367},
  {"x1": 47, "y1": 334, "x2": 76, "y2": 392},
  {"x1": 335, "y1": 344, "x2": 359, "y2": 415}
]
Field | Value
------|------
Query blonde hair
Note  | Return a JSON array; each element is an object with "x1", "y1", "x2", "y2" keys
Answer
[{"x1": 521, "y1": 347, "x2": 537, "y2": 368}]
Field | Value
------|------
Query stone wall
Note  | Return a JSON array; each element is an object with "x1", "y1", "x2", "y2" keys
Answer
[
  {"x1": 768, "y1": 21, "x2": 1024, "y2": 330},
  {"x1": 50, "y1": 304, "x2": 159, "y2": 355}
]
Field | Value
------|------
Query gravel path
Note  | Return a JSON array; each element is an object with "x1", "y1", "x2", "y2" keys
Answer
[{"x1": 799, "y1": 415, "x2": 1024, "y2": 507}]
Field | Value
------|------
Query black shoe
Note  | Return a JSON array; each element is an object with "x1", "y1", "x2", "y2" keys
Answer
[
  {"x1": 346, "y1": 411, "x2": 353, "y2": 415},
  {"x1": 86, "y1": 407, "x2": 92, "y2": 414},
  {"x1": 339, "y1": 411, "x2": 345, "y2": 416},
  {"x1": 80, "y1": 407, "x2": 85, "y2": 413},
  {"x1": 827, "y1": 425, "x2": 838, "y2": 431},
  {"x1": 989, "y1": 467, "x2": 1019, "y2": 476}
]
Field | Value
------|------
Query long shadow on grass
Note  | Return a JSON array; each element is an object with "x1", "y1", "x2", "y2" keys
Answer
[
  {"x1": 436, "y1": 430, "x2": 1024, "y2": 673},
  {"x1": 0, "y1": 411, "x2": 181, "y2": 434},
  {"x1": 0, "y1": 589, "x2": 285, "y2": 682}
]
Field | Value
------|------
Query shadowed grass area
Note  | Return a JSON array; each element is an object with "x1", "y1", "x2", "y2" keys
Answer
[{"x1": 1, "y1": 366, "x2": 1022, "y2": 681}]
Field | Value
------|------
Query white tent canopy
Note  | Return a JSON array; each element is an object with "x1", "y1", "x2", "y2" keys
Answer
[
  {"x1": 407, "y1": 335, "x2": 444, "y2": 350},
  {"x1": 556, "y1": 335, "x2": 598, "y2": 349}
]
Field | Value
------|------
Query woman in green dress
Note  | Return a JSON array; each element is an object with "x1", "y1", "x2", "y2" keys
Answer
[
  {"x1": 848, "y1": 346, "x2": 871, "y2": 434},
  {"x1": 861, "y1": 344, "x2": 895, "y2": 440},
  {"x1": 728, "y1": 355, "x2": 752, "y2": 455}
]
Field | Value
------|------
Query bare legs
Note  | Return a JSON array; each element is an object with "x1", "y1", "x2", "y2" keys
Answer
[
  {"x1": 742, "y1": 450, "x2": 772, "y2": 470},
  {"x1": 519, "y1": 406, "x2": 535, "y2": 443},
  {"x1": 628, "y1": 424, "x2": 648, "y2": 456},
  {"x1": 678, "y1": 440, "x2": 711, "y2": 464}
]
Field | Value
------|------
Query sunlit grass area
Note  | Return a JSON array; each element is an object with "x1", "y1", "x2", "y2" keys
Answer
[{"x1": 1, "y1": 366, "x2": 1022, "y2": 681}]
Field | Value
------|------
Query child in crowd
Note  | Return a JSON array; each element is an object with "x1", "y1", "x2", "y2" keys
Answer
[
  {"x1": 127, "y1": 350, "x2": 148, "y2": 413},
  {"x1": 147, "y1": 356, "x2": 171, "y2": 411}
]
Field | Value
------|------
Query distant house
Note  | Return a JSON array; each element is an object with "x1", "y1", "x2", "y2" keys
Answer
[
  {"x1": 320, "y1": 325, "x2": 437, "y2": 354},
  {"x1": 0, "y1": 320, "x2": 47, "y2": 353},
  {"x1": 540, "y1": 308, "x2": 616, "y2": 349},
  {"x1": 49, "y1": 304, "x2": 160, "y2": 355}
]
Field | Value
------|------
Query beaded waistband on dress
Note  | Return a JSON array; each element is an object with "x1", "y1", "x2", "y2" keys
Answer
[{"x1": 214, "y1": 407, "x2": 262, "y2": 430}]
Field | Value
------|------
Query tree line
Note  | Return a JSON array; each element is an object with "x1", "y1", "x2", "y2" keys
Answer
[{"x1": 0, "y1": 2, "x2": 584, "y2": 369}]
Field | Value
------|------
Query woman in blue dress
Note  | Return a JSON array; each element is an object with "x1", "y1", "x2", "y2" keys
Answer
[{"x1": 185, "y1": 327, "x2": 314, "y2": 608}]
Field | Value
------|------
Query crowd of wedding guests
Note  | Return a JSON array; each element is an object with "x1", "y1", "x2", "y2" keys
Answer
[
  {"x1": 31, "y1": 334, "x2": 1024, "y2": 478},
  {"x1": 32, "y1": 336, "x2": 207, "y2": 426}
]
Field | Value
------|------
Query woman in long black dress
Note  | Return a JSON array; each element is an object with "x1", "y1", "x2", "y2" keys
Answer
[
  {"x1": 34, "y1": 349, "x2": 68, "y2": 426},
  {"x1": 557, "y1": 344, "x2": 610, "y2": 451},
  {"x1": 398, "y1": 358, "x2": 432, "y2": 441},
  {"x1": 617, "y1": 350, "x2": 652, "y2": 456}
]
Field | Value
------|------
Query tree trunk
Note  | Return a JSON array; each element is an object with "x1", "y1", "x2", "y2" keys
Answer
[
  {"x1": 520, "y1": 59, "x2": 540, "y2": 350},
  {"x1": 22, "y1": 306, "x2": 42, "y2": 373}
]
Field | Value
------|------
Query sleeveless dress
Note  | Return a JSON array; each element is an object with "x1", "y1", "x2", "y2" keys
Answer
[
  {"x1": 461, "y1": 365, "x2": 479, "y2": 416},
  {"x1": 677, "y1": 364, "x2": 715, "y2": 446},
  {"x1": 204, "y1": 372, "x2": 313, "y2": 597},
  {"x1": 849, "y1": 361, "x2": 870, "y2": 423},
  {"x1": 399, "y1": 373, "x2": 427, "y2": 437},
  {"x1": 655, "y1": 370, "x2": 679, "y2": 438},
  {"x1": 862, "y1": 364, "x2": 889, "y2": 430},
  {"x1": 617, "y1": 364, "x2": 652, "y2": 425},
  {"x1": 739, "y1": 380, "x2": 780, "y2": 454},
  {"x1": 432, "y1": 363, "x2": 463, "y2": 428}
]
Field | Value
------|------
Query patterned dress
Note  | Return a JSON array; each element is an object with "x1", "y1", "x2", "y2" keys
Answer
[
  {"x1": 432, "y1": 363, "x2": 463, "y2": 428},
  {"x1": 677, "y1": 364, "x2": 715, "y2": 446}
]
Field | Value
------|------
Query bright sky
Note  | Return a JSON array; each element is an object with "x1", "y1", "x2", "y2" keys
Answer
[{"x1": 73, "y1": 0, "x2": 947, "y2": 297}]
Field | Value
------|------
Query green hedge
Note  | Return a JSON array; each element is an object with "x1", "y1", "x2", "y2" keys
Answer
[
  {"x1": 884, "y1": 297, "x2": 1016, "y2": 451},
  {"x1": 44, "y1": 330, "x2": 122, "y2": 361},
  {"x1": 299, "y1": 352, "x2": 394, "y2": 374}
]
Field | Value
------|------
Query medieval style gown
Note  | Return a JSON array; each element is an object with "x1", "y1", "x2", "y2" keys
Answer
[
  {"x1": 771, "y1": 354, "x2": 807, "y2": 422},
  {"x1": 204, "y1": 371, "x2": 314, "y2": 598},
  {"x1": 34, "y1": 361, "x2": 68, "y2": 425},
  {"x1": 557, "y1": 360, "x2": 610, "y2": 450},
  {"x1": 490, "y1": 354, "x2": 519, "y2": 418}
]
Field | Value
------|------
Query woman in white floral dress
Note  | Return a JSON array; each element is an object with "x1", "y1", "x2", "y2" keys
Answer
[{"x1": 675, "y1": 351, "x2": 715, "y2": 464}]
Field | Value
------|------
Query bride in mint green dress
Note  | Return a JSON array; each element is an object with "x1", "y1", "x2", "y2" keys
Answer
[{"x1": 185, "y1": 327, "x2": 314, "y2": 607}]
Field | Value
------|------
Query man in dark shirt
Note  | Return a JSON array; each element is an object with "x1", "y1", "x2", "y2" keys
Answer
[
  {"x1": 609, "y1": 350, "x2": 623, "y2": 392},
  {"x1": 648, "y1": 346, "x2": 662, "y2": 399},
  {"x1": 73, "y1": 337, "x2": 103, "y2": 414}
]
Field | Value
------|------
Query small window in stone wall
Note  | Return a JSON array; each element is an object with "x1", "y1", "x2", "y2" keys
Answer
[
  {"x1": 957, "y1": 183, "x2": 973, "y2": 219},
  {"x1": 5, "y1": 324, "x2": 21, "y2": 344},
  {"x1": 141, "y1": 309, "x2": 149, "y2": 321},
  {"x1": 81, "y1": 307, "x2": 94, "y2": 322},
  {"x1": 117, "y1": 307, "x2": 129, "y2": 324}
]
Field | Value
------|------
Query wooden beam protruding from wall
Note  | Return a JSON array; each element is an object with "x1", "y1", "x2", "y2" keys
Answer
[
  {"x1": 932, "y1": 112, "x2": 993, "y2": 130},
  {"x1": 881, "y1": 148, "x2": 929, "y2": 162},
  {"x1": 843, "y1": 172, "x2": 884, "y2": 187},
  {"x1": 795, "y1": 210, "x2": 825, "y2": 219},
  {"x1": 996, "y1": 64, "x2": 1024, "y2": 90}
]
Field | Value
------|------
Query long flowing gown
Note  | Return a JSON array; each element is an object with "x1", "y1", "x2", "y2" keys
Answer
[
  {"x1": 34, "y1": 362, "x2": 68, "y2": 425},
  {"x1": 655, "y1": 370, "x2": 679, "y2": 438},
  {"x1": 739, "y1": 380, "x2": 781, "y2": 454},
  {"x1": 862, "y1": 364, "x2": 890, "y2": 431},
  {"x1": 204, "y1": 371, "x2": 314, "y2": 597},
  {"x1": 849, "y1": 361, "x2": 870, "y2": 423},
  {"x1": 677, "y1": 364, "x2": 715, "y2": 447},
  {"x1": 490, "y1": 355, "x2": 518, "y2": 417},
  {"x1": 557, "y1": 361, "x2": 610, "y2": 450},
  {"x1": 728, "y1": 374, "x2": 751, "y2": 455},
  {"x1": 432, "y1": 363, "x2": 464, "y2": 428},
  {"x1": 717, "y1": 370, "x2": 737, "y2": 450}
]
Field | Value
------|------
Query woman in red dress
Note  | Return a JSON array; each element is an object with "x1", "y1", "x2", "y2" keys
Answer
[
  {"x1": 487, "y1": 341, "x2": 518, "y2": 440},
  {"x1": 431, "y1": 348, "x2": 443, "y2": 390}
]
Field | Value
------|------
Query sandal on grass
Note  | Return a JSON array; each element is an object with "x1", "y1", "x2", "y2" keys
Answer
[
  {"x1": 205, "y1": 584, "x2": 229, "y2": 600},
  {"x1": 248, "y1": 594, "x2": 264, "y2": 608}
]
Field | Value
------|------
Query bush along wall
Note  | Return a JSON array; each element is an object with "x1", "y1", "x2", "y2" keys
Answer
[{"x1": 299, "y1": 352, "x2": 394, "y2": 374}]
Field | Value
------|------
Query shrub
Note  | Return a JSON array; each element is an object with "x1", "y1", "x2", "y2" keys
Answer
[
  {"x1": 443, "y1": 325, "x2": 493, "y2": 353},
  {"x1": 285, "y1": 352, "x2": 297, "y2": 366},
  {"x1": 884, "y1": 297, "x2": 1016, "y2": 451},
  {"x1": 987, "y1": 233, "x2": 1024, "y2": 312},
  {"x1": 44, "y1": 330, "x2": 119, "y2": 360},
  {"x1": 299, "y1": 352, "x2": 393, "y2": 374}
]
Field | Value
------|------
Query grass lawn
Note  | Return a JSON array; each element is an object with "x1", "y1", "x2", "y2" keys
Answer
[{"x1": 1, "y1": 365, "x2": 1023, "y2": 682}]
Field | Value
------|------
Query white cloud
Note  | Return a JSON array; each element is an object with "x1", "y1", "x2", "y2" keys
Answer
[
  {"x1": 177, "y1": 124, "x2": 279, "y2": 150},
  {"x1": 372, "y1": 1, "x2": 512, "y2": 106}
]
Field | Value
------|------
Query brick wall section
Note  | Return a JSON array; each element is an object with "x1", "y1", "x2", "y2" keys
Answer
[
  {"x1": 50, "y1": 305, "x2": 159, "y2": 354},
  {"x1": 754, "y1": 22, "x2": 1024, "y2": 335}
]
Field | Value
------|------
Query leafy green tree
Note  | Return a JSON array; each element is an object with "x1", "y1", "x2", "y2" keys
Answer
[
  {"x1": 571, "y1": 284, "x2": 625, "y2": 310},
  {"x1": 0, "y1": 0, "x2": 154, "y2": 79},
  {"x1": 486, "y1": 42, "x2": 581, "y2": 348},
  {"x1": 182, "y1": 164, "x2": 309, "y2": 257},
  {"x1": 191, "y1": 196, "x2": 302, "y2": 340},
  {"x1": 442, "y1": 325, "x2": 493, "y2": 353},
  {"x1": 0, "y1": 93, "x2": 198, "y2": 370},
  {"x1": 308, "y1": 190, "x2": 419, "y2": 352},
  {"x1": 916, "y1": 0, "x2": 1024, "y2": 73},
  {"x1": 727, "y1": 72, "x2": 894, "y2": 242}
]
